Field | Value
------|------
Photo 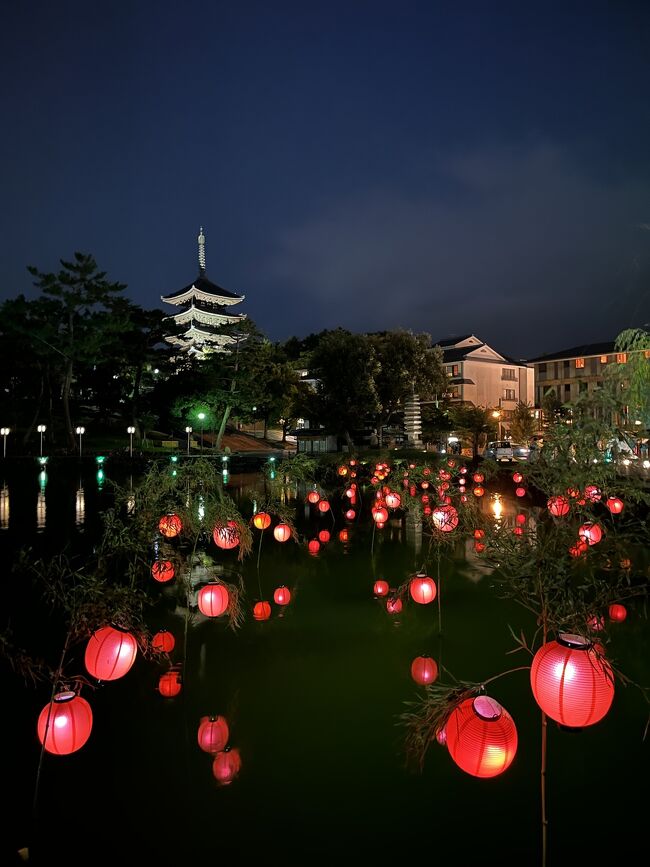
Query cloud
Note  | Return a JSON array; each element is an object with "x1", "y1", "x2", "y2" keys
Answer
[{"x1": 256, "y1": 143, "x2": 650, "y2": 357}]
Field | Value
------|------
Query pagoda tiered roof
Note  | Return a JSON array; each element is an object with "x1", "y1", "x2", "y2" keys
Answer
[{"x1": 161, "y1": 275, "x2": 244, "y2": 307}]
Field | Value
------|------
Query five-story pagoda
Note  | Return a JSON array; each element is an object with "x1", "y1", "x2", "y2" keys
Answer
[{"x1": 161, "y1": 228, "x2": 246, "y2": 359}]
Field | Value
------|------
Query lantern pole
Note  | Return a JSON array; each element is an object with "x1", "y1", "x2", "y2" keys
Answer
[
  {"x1": 185, "y1": 426, "x2": 192, "y2": 456},
  {"x1": 198, "y1": 413, "x2": 206, "y2": 452},
  {"x1": 127, "y1": 426, "x2": 135, "y2": 458},
  {"x1": 37, "y1": 424, "x2": 46, "y2": 457},
  {"x1": 1, "y1": 427, "x2": 10, "y2": 458},
  {"x1": 75, "y1": 426, "x2": 85, "y2": 457}
]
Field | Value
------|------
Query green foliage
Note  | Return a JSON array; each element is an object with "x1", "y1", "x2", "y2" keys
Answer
[
  {"x1": 448, "y1": 404, "x2": 497, "y2": 455},
  {"x1": 509, "y1": 401, "x2": 537, "y2": 443}
]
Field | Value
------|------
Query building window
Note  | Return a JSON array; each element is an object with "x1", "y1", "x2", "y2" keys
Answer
[
  {"x1": 449, "y1": 386, "x2": 459, "y2": 398},
  {"x1": 600, "y1": 355, "x2": 608, "y2": 364},
  {"x1": 579, "y1": 381, "x2": 588, "y2": 393},
  {"x1": 616, "y1": 353, "x2": 627, "y2": 364},
  {"x1": 502, "y1": 368, "x2": 516, "y2": 380},
  {"x1": 503, "y1": 388, "x2": 516, "y2": 400},
  {"x1": 563, "y1": 360, "x2": 570, "y2": 372},
  {"x1": 446, "y1": 364, "x2": 459, "y2": 377},
  {"x1": 575, "y1": 358, "x2": 585, "y2": 368},
  {"x1": 564, "y1": 383, "x2": 571, "y2": 396},
  {"x1": 538, "y1": 363, "x2": 547, "y2": 374}
]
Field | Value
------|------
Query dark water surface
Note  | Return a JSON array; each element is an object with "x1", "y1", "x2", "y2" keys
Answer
[{"x1": 1, "y1": 458, "x2": 648, "y2": 865}]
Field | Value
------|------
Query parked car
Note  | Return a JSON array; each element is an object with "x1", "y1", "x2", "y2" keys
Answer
[
  {"x1": 483, "y1": 440, "x2": 514, "y2": 462},
  {"x1": 511, "y1": 443, "x2": 531, "y2": 462}
]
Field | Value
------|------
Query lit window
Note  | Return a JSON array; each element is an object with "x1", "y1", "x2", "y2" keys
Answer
[
  {"x1": 575, "y1": 358, "x2": 585, "y2": 368},
  {"x1": 645, "y1": 350, "x2": 650, "y2": 359},
  {"x1": 616, "y1": 353, "x2": 627, "y2": 364},
  {"x1": 600, "y1": 355, "x2": 608, "y2": 364}
]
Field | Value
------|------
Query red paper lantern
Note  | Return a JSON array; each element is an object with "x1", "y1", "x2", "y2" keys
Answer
[
  {"x1": 411, "y1": 656, "x2": 438, "y2": 685},
  {"x1": 385, "y1": 492, "x2": 401, "y2": 509},
  {"x1": 198, "y1": 715, "x2": 229, "y2": 754},
  {"x1": 252, "y1": 512, "x2": 271, "y2": 530},
  {"x1": 473, "y1": 528, "x2": 485, "y2": 539},
  {"x1": 386, "y1": 596, "x2": 402, "y2": 614},
  {"x1": 37, "y1": 691, "x2": 93, "y2": 755},
  {"x1": 459, "y1": 466, "x2": 468, "y2": 475},
  {"x1": 608, "y1": 603, "x2": 627, "y2": 622},
  {"x1": 345, "y1": 509, "x2": 356, "y2": 520},
  {"x1": 530, "y1": 634, "x2": 614, "y2": 727},
  {"x1": 85, "y1": 625, "x2": 138, "y2": 681},
  {"x1": 515, "y1": 486, "x2": 526, "y2": 498},
  {"x1": 512, "y1": 472, "x2": 523, "y2": 484},
  {"x1": 473, "y1": 486, "x2": 485, "y2": 498},
  {"x1": 152, "y1": 629, "x2": 175, "y2": 653},
  {"x1": 253, "y1": 601, "x2": 272, "y2": 621},
  {"x1": 513, "y1": 526, "x2": 523, "y2": 536},
  {"x1": 151, "y1": 560, "x2": 175, "y2": 583},
  {"x1": 473, "y1": 473, "x2": 484, "y2": 483},
  {"x1": 606, "y1": 496, "x2": 624, "y2": 515},
  {"x1": 213, "y1": 520, "x2": 240, "y2": 550},
  {"x1": 308, "y1": 539, "x2": 321, "y2": 555},
  {"x1": 307, "y1": 490, "x2": 320, "y2": 504},
  {"x1": 584, "y1": 484, "x2": 602, "y2": 502},
  {"x1": 273, "y1": 585, "x2": 291, "y2": 606},
  {"x1": 587, "y1": 614, "x2": 605, "y2": 632},
  {"x1": 158, "y1": 513, "x2": 182, "y2": 538},
  {"x1": 547, "y1": 496, "x2": 570, "y2": 517},
  {"x1": 373, "y1": 580, "x2": 389, "y2": 597},
  {"x1": 158, "y1": 670, "x2": 182, "y2": 698},
  {"x1": 372, "y1": 507, "x2": 389, "y2": 523},
  {"x1": 337, "y1": 465, "x2": 348, "y2": 476},
  {"x1": 431, "y1": 504, "x2": 459, "y2": 532},
  {"x1": 409, "y1": 574, "x2": 437, "y2": 605},
  {"x1": 318, "y1": 500, "x2": 330, "y2": 513},
  {"x1": 318, "y1": 529, "x2": 331, "y2": 543},
  {"x1": 569, "y1": 540, "x2": 588, "y2": 558},
  {"x1": 578, "y1": 522, "x2": 603, "y2": 546},
  {"x1": 273, "y1": 523, "x2": 291, "y2": 542},
  {"x1": 198, "y1": 583, "x2": 229, "y2": 617},
  {"x1": 516, "y1": 514, "x2": 526, "y2": 525},
  {"x1": 438, "y1": 469, "x2": 451, "y2": 481},
  {"x1": 474, "y1": 541, "x2": 485, "y2": 552},
  {"x1": 446, "y1": 695, "x2": 518, "y2": 778},
  {"x1": 212, "y1": 747, "x2": 241, "y2": 786},
  {"x1": 566, "y1": 487, "x2": 581, "y2": 498},
  {"x1": 339, "y1": 529, "x2": 349, "y2": 542}
]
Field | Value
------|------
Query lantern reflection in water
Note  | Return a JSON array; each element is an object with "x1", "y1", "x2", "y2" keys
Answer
[
  {"x1": 0, "y1": 484, "x2": 8, "y2": 530},
  {"x1": 75, "y1": 484, "x2": 85, "y2": 529},
  {"x1": 37, "y1": 469, "x2": 47, "y2": 530}
]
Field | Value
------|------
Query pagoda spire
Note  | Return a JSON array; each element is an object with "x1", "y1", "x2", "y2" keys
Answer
[{"x1": 198, "y1": 226, "x2": 206, "y2": 276}]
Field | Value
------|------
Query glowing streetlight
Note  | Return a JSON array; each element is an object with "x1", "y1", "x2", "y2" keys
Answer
[
  {"x1": 198, "y1": 413, "x2": 206, "y2": 452},
  {"x1": 36, "y1": 424, "x2": 47, "y2": 457},
  {"x1": 127, "y1": 426, "x2": 136, "y2": 458},
  {"x1": 1, "y1": 427, "x2": 10, "y2": 458},
  {"x1": 75, "y1": 426, "x2": 85, "y2": 457},
  {"x1": 252, "y1": 405, "x2": 257, "y2": 438},
  {"x1": 185, "y1": 426, "x2": 193, "y2": 455}
]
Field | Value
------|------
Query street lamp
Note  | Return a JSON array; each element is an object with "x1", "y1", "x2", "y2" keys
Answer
[
  {"x1": 252, "y1": 406, "x2": 257, "y2": 438},
  {"x1": 185, "y1": 426, "x2": 193, "y2": 456},
  {"x1": 127, "y1": 426, "x2": 135, "y2": 458},
  {"x1": 75, "y1": 426, "x2": 85, "y2": 457},
  {"x1": 198, "y1": 413, "x2": 206, "y2": 452},
  {"x1": 1, "y1": 427, "x2": 10, "y2": 458},
  {"x1": 492, "y1": 409, "x2": 502, "y2": 440},
  {"x1": 37, "y1": 424, "x2": 46, "y2": 457}
]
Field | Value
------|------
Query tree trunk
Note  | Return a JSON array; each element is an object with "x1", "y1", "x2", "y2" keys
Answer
[
  {"x1": 130, "y1": 363, "x2": 143, "y2": 437},
  {"x1": 344, "y1": 429, "x2": 354, "y2": 452},
  {"x1": 22, "y1": 371, "x2": 45, "y2": 446},
  {"x1": 215, "y1": 405, "x2": 232, "y2": 450},
  {"x1": 62, "y1": 359, "x2": 75, "y2": 451}
]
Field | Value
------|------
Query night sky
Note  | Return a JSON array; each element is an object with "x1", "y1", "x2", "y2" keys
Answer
[{"x1": 2, "y1": 1, "x2": 649, "y2": 360}]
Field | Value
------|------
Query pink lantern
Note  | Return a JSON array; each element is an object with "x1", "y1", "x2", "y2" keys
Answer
[
  {"x1": 578, "y1": 522, "x2": 603, "y2": 546},
  {"x1": 409, "y1": 574, "x2": 437, "y2": 605},
  {"x1": 410, "y1": 656, "x2": 438, "y2": 685}
]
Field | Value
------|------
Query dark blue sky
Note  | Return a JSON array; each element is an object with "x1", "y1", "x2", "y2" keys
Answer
[{"x1": 2, "y1": 0, "x2": 649, "y2": 359}]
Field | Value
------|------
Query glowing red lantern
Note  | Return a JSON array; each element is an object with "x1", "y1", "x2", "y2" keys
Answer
[
  {"x1": 530, "y1": 634, "x2": 614, "y2": 727},
  {"x1": 431, "y1": 504, "x2": 459, "y2": 532},
  {"x1": 587, "y1": 614, "x2": 604, "y2": 632},
  {"x1": 85, "y1": 625, "x2": 138, "y2": 681},
  {"x1": 158, "y1": 513, "x2": 182, "y2": 538},
  {"x1": 474, "y1": 541, "x2": 485, "y2": 553},
  {"x1": 473, "y1": 486, "x2": 485, "y2": 498},
  {"x1": 337, "y1": 465, "x2": 348, "y2": 476},
  {"x1": 273, "y1": 523, "x2": 291, "y2": 542},
  {"x1": 307, "y1": 490, "x2": 320, "y2": 504},
  {"x1": 547, "y1": 496, "x2": 570, "y2": 517},
  {"x1": 345, "y1": 509, "x2": 356, "y2": 520},
  {"x1": 438, "y1": 469, "x2": 451, "y2": 481},
  {"x1": 253, "y1": 512, "x2": 271, "y2": 530},
  {"x1": 473, "y1": 473, "x2": 484, "y2": 483},
  {"x1": 608, "y1": 603, "x2": 627, "y2": 622},
  {"x1": 37, "y1": 691, "x2": 93, "y2": 755},
  {"x1": 411, "y1": 656, "x2": 438, "y2": 685},
  {"x1": 273, "y1": 585, "x2": 291, "y2": 606},
  {"x1": 513, "y1": 526, "x2": 523, "y2": 536},
  {"x1": 569, "y1": 540, "x2": 588, "y2": 558},
  {"x1": 512, "y1": 472, "x2": 523, "y2": 484},
  {"x1": 386, "y1": 597, "x2": 402, "y2": 614},
  {"x1": 473, "y1": 528, "x2": 485, "y2": 539},
  {"x1": 385, "y1": 492, "x2": 401, "y2": 509},
  {"x1": 212, "y1": 747, "x2": 241, "y2": 786},
  {"x1": 318, "y1": 529, "x2": 330, "y2": 543},
  {"x1": 372, "y1": 507, "x2": 389, "y2": 523},
  {"x1": 158, "y1": 670, "x2": 182, "y2": 697},
  {"x1": 213, "y1": 520, "x2": 240, "y2": 550},
  {"x1": 318, "y1": 500, "x2": 330, "y2": 513},
  {"x1": 578, "y1": 522, "x2": 603, "y2": 546},
  {"x1": 584, "y1": 484, "x2": 602, "y2": 502},
  {"x1": 516, "y1": 514, "x2": 526, "y2": 525},
  {"x1": 409, "y1": 574, "x2": 437, "y2": 605},
  {"x1": 152, "y1": 629, "x2": 175, "y2": 653},
  {"x1": 151, "y1": 560, "x2": 175, "y2": 583},
  {"x1": 566, "y1": 487, "x2": 581, "y2": 498},
  {"x1": 198, "y1": 583, "x2": 229, "y2": 617},
  {"x1": 515, "y1": 486, "x2": 526, "y2": 498},
  {"x1": 606, "y1": 496, "x2": 624, "y2": 515},
  {"x1": 339, "y1": 529, "x2": 349, "y2": 542},
  {"x1": 308, "y1": 539, "x2": 320, "y2": 555},
  {"x1": 198, "y1": 715, "x2": 229, "y2": 754},
  {"x1": 446, "y1": 695, "x2": 517, "y2": 778},
  {"x1": 373, "y1": 580, "x2": 389, "y2": 597},
  {"x1": 253, "y1": 601, "x2": 272, "y2": 621},
  {"x1": 459, "y1": 466, "x2": 467, "y2": 475}
]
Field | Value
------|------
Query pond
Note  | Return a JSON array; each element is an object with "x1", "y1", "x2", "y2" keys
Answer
[{"x1": 1, "y1": 457, "x2": 648, "y2": 866}]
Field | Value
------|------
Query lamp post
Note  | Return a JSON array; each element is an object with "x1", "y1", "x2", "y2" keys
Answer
[
  {"x1": 252, "y1": 406, "x2": 257, "y2": 438},
  {"x1": 185, "y1": 426, "x2": 192, "y2": 456},
  {"x1": 492, "y1": 409, "x2": 502, "y2": 440},
  {"x1": 75, "y1": 426, "x2": 85, "y2": 457},
  {"x1": 37, "y1": 424, "x2": 46, "y2": 457},
  {"x1": 198, "y1": 413, "x2": 206, "y2": 452},
  {"x1": 1, "y1": 427, "x2": 9, "y2": 458},
  {"x1": 127, "y1": 426, "x2": 135, "y2": 458}
]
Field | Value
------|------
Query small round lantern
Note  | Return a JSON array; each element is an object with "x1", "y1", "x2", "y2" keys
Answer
[
  {"x1": 37, "y1": 691, "x2": 93, "y2": 755},
  {"x1": 198, "y1": 583, "x2": 229, "y2": 618},
  {"x1": 446, "y1": 695, "x2": 518, "y2": 778},
  {"x1": 608, "y1": 603, "x2": 627, "y2": 622},
  {"x1": 273, "y1": 523, "x2": 291, "y2": 543},
  {"x1": 152, "y1": 629, "x2": 175, "y2": 653},
  {"x1": 386, "y1": 596, "x2": 402, "y2": 614},
  {"x1": 431, "y1": 504, "x2": 459, "y2": 533},
  {"x1": 158, "y1": 670, "x2": 182, "y2": 698},
  {"x1": 569, "y1": 540, "x2": 588, "y2": 558},
  {"x1": 385, "y1": 492, "x2": 401, "y2": 509},
  {"x1": 578, "y1": 522, "x2": 603, "y2": 546},
  {"x1": 318, "y1": 499, "x2": 330, "y2": 513},
  {"x1": 151, "y1": 560, "x2": 175, "y2": 583},
  {"x1": 473, "y1": 528, "x2": 485, "y2": 539},
  {"x1": 339, "y1": 529, "x2": 349, "y2": 542},
  {"x1": 253, "y1": 601, "x2": 272, "y2": 621},
  {"x1": 606, "y1": 496, "x2": 624, "y2": 515},
  {"x1": 411, "y1": 656, "x2": 438, "y2": 685},
  {"x1": 158, "y1": 513, "x2": 182, "y2": 538},
  {"x1": 198, "y1": 715, "x2": 229, "y2": 754},
  {"x1": 584, "y1": 484, "x2": 602, "y2": 502},
  {"x1": 212, "y1": 747, "x2": 241, "y2": 786},
  {"x1": 373, "y1": 580, "x2": 389, "y2": 597},
  {"x1": 308, "y1": 539, "x2": 320, "y2": 555},
  {"x1": 345, "y1": 509, "x2": 356, "y2": 521},
  {"x1": 473, "y1": 473, "x2": 484, "y2": 483},
  {"x1": 307, "y1": 490, "x2": 320, "y2": 504},
  {"x1": 530, "y1": 633, "x2": 614, "y2": 727},
  {"x1": 515, "y1": 486, "x2": 526, "y2": 498},
  {"x1": 473, "y1": 486, "x2": 485, "y2": 498},
  {"x1": 318, "y1": 529, "x2": 330, "y2": 543},
  {"x1": 85, "y1": 625, "x2": 138, "y2": 681},
  {"x1": 274, "y1": 585, "x2": 291, "y2": 606},
  {"x1": 516, "y1": 514, "x2": 526, "y2": 525},
  {"x1": 213, "y1": 520, "x2": 240, "y2": 550},
  {"x1": 512, "y1": 472, "x2": 523, "y2": 484},
  {"x1": 372, "y1": 507, "x2": 389, "y2": 523},
  {"x1": 547, "y1": 496, "x2": 570, "y2": 517},
  {"x1": 252, "y1": 512, "x2": 271, "y2": 530},
  {"x1": 409, "y1": 574, "x2": 437, "y2": 605}
]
